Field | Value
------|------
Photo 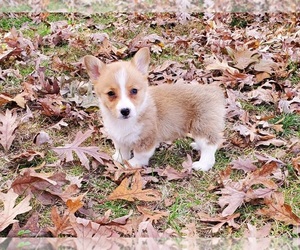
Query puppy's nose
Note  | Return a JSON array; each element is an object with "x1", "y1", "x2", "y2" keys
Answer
[{"x1": 120, "y1": 108, "x2": 130, "y2": 117}]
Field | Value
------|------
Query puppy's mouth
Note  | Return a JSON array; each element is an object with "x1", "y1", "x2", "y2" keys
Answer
[{"x1": 121, "y1": 115, "x2": 130, "y2": 119}]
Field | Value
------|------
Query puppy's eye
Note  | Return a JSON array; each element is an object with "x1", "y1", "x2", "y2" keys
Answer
[
  {"x1": 130, "y1": 88, "x2": 138, "y2": 95},
  {"x1": 107, "y1": 91, "x2": 115, "y2": 97}
]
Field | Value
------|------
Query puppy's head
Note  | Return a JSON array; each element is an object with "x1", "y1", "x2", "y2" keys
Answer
[{"x1": 84, "y1": 47, "x2": 150, "y2": 119}]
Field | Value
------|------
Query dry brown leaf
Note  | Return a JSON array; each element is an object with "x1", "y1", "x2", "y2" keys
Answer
[
  {"x1": 12, "y1": 150, "x2": 44, "y2": 162},
  {"x1": 206, "y1": 57, "x2": 239, "y2": 75},
  {"x1": 244, "y1": 223, "x2": 272, "y2": 238},
  {"x1": 8, "y1": 212, "x2": 48, "y2": 237},
  {"x1": 137, "y1": 205, "x2": 169, "y2": 224},
  {"x1": 104, "y1": 161, "x2": 139, "y2": 182},
  {"x1": 71, "y1": 217, "x2": 119, "y2": 238},
  {"x1": 48, "y1": 206, "x2": 76, "y2": 237},
  {"x1": 230, "y1": 157, "x2": 257, "y2": 173},
  {"x1": 154, "y1": 165, "x2": 190, "y2": 181},
  {"x1": 198, "y1": 212, "x2": 240, "y2": 233},
  {"x1": 227, "y1": 46, "x2": 260, "y2": 70},
  {"x1": 256, "y1": 192, "x2": 300, "y2": 226},
  {"x1": 52, "y1": 129, "x2": 110, "y2": 170},
  {"x1": 0, "y1": 93, "x2": 27, "y2": 108},
  {"x1": 66, "y1": 194, "x2": 85, "y2": 214},
  {"x1": 292, "y1": 156, "x2": 300, "y2": 175},
  {"x1": 0, "y1": 109, "x2": 19, "y2": 152},
  {"x1": 218, "y1": 162, "x2": 280, "y2": 216},
  {"x1": 12, "y1": 168, "x2": 80, "y2": 205},
  {"x1": 108, "y1": 171, "x2": 161, "y2": 202},
  {"x1": 0, "y1": 189, "x2": 32, "y2": 232}
]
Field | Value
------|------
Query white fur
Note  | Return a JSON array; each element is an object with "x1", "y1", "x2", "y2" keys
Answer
[
  {"x1": 115, "y1": 68, "x2": 136, "y2": 119},
  {"x1": 191, "y1": 138, "x2": 218, "y2": 171},
  {"x1": 128, "y1": 146, "x2": 156, "y2": 167}
]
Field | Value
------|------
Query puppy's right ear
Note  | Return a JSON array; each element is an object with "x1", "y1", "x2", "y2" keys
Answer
[{"x1": 83, "y1": 55, "x2": 105, "y2": 84}]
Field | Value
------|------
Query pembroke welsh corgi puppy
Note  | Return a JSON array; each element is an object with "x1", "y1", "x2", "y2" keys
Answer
[{"x1": 84, "y1": 47, "x2": 225, "y2": 171}]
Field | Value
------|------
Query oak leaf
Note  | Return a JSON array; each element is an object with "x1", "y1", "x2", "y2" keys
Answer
[
  {"x1": 0, "y1": 189, "x2": 32, "y2": 232},
  {"x1": 8, "y1": 212, "x2": 48, "y2": 237},
  {"x1": 137, "y1": 205, "x2": 169, "y2": 224},
  {"x1": 198, "y1": 212, "x2": 240, "y2": 233},
  {"x1": 218, "y1": 162, "x2": 280, "y2": 216},
  {"x1": 52, "y1": 129, "x2": 110, "y2": 170},
  {"x1": 0, "y1": 93, "x2": 27, "y2": 108},
  {"x1": 48, "y1": 206, "x2": 76, "y2": 237},
  {"x1": 12, "y1": 168, "x2": 81, "y2": 204},
  {"x1": 108, "y1": 171, "x2": 161, "y2": 202},
  {"x1": 0, "y1": 109, "x2": 19, "y2": 152},
  {"x1": 71, "y1": 217, "x2": 119, "y2": 238},
  {"x1": 227, "y1": 46, "x2": 260, "y2": 70},
  {"x1": 256, "y1": 192, "x2": 300, "y2": 225},
  {"x1": 230, "y1": 157, "x2": 257, "y2": 173}
]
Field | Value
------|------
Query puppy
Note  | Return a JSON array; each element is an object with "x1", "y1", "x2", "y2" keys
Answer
[{"x1": 84, "y1": 47, "x2": 225, "y2": 171}]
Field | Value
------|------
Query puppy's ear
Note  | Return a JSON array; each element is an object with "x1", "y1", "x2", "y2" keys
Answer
[
  {"x1": 83, "y1": 55, "x2": 105, "y2": 83},
  {"x1": 132, "y1": 47, "x2": 150, "y2": 75}
]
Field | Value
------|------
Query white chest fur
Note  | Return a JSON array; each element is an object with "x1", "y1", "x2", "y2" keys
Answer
[{"x1": 101, "y1": 106, "x2": 142, "y2": 146}]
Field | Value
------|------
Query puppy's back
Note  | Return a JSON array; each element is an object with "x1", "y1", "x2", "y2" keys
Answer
[{"x1": 149, "y1": 84, "x2": 225, "y2": 143}]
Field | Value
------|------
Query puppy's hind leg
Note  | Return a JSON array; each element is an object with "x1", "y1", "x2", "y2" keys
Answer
[{"x1": 191, "y1": 137, "x2": 218, "y2": 171}]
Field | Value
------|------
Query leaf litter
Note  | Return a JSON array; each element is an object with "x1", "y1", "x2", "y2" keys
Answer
[{"x1": 0, "y1": 12, "x2": 300, "y2": 240}]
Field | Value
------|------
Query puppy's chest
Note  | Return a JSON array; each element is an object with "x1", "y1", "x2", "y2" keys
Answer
[{"x1": 103, "y1": 116, "x2": 142, "y2": 145}]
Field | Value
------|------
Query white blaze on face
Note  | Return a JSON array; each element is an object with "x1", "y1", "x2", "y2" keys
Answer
[{"x1": 115, "y1": 68, "x2": 136, "y2": 119}]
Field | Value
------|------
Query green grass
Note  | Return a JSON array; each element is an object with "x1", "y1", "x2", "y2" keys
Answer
[
  {"x1": 270, "y1": 113, "x2": 300, "y2": 137},
  {"x1": 0, "y1": 15, "x2": 32, "y2": 31}
]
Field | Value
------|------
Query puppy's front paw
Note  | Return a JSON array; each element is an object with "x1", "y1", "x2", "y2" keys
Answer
[
  {"x1": 127, "y1": 158, "x2": 143, "y2": 168},
  {"x1": 192, "y1": 161, "x2": 213, "y2": 171},
  {"x1": 190, "y1": 142, "x2": 200, "y2": 151},
  {"x1": 112, "y1": 151, "x2": 123, "y2": 163}
]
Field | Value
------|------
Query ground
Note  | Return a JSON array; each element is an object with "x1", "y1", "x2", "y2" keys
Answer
[{"x1": 0, "y1": 12, "x2": 300, "y2": 240}]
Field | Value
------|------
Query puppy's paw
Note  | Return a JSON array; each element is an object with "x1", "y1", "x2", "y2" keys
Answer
[
  {"x1": 190, "y1": 142, "x2": 200, "y2": 151},
  {"x1": 192, "y1": 161, "x2": 213, "y2": 171},
  {"x1": 112, "y1": 152, "x2": 123, "y2": 163},
  {"x1": 127, "y1": 158, "x2": 143, "y2": 168}
]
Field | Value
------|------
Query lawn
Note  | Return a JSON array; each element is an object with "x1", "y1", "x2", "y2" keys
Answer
[{"x1": 0, "y1": 11, "x2": 300, "y2": 243}]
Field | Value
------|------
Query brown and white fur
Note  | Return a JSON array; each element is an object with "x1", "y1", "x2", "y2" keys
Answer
[{"x1": 84, "y1": 48, "x2": 225, "y2": 171}]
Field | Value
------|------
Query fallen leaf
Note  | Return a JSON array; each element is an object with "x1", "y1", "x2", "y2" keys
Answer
[
  {"x1": 244, "y1": 223, "x2": 271, "y2": 238},
  {"x1": 206, "y1": 57, "x2": 239, "y2": 75},
  {"x1": 198, "y1": 212, "x2": 240, "y2": 233},
  {"x1": 8, "y1": 212, "x2": 48, "y2": 237},
  {"x1": 52, "y1": 129, "x2": 110, "y2": 170},
  {"x1": 108, "y1": 171, "x2": 161, "y2": 202},
  {"x1": 71, "y1": 217, "x2": 119, "y2": 238},
  {"x1": 230, "y1": 157, "x2": 257, "y2": 173},
  {"x1": 66, "y1": 194, "x2": 85, "y2": 214},
  {"x1": 154, "y1": 165, "x2": 190, "y2": 181},
  {"x1": 137, "y1": 205, "x2": 169, "y2": 224},
  {"x1": 0, "y1": 93, "x2": 27, "y2": 108},
  {"x1": 49, "y1": 119, "x2": 68, "y2": 130},
  {"x1": 227, "y1": 46, "x2": 260, "y2": 70},
  {"x1": 256, "y1": 192, "x2": 300, "y2": 226},
  {"x1": 12, "y1": 168, "x2": 80, "y2": 204},
  {"x1": 292, "y1": 156, "x2": 300, "y2": 175},
  {"x1": 0, "y1": 109, "x2": 19, "y2": 152},
  {"x1": 48, "y1": 206, "x2": 76, "y2": 237},
  {"x1": 0, "y1": 189, "x2": 32, "y2": 232},
  {"x1": 12, "y1": 150, "x2": 44, "y2": 162},
  {"x1": 256, "y1": 138, "x2": 286, "y2": 147}
]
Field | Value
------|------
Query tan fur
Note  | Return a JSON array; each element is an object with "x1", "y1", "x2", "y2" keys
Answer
[
  {"x1": 91, "y1": 61, "x2": 148, "y2": 119},
  {"x1": 132, "y1": 84, "x2": 225, "y2": 152},
  {"x1": 84, "y1": 48, "x2": 226, "y2": 171}
]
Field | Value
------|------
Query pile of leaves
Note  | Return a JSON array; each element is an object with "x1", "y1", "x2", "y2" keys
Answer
[{"x1": 0, "y1": 12, "x2": 300, "y2": 241}]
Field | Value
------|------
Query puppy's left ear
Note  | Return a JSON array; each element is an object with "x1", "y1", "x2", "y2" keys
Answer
[{"x1": 132, "y1": 47, "x2": 150, "y2": 75}]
